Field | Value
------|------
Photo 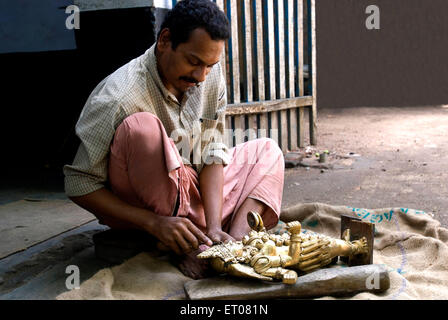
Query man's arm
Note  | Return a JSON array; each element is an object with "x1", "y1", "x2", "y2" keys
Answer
[
  {"x1": 70, "y1": 188, "x2": 212, "y2": 255},
  {"x1": 199, "y1": 163, "x2": 234, "y2": 243}
]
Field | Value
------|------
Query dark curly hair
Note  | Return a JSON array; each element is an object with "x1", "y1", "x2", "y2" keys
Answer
[{"x1": 157, "y1": 0, "x2": 230, "y2": 49}]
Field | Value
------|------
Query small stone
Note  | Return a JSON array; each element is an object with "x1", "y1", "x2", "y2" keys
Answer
[{"x1": 285, "y1": 160, "x2": 300, "y2": 168}]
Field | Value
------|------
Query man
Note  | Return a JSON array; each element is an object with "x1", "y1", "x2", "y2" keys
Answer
[{"x1": 64, "y1": 0, "x2": 284, "y2": 278}]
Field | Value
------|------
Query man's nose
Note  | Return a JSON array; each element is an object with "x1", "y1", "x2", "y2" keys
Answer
[{"x1": 192, "y1": 66, "x2": 208, "y2": 83}]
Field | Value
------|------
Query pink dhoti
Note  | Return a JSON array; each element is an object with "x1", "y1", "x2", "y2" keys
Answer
[{"x1": 108, "y1": 112, "x2": 284, "y2": 232}]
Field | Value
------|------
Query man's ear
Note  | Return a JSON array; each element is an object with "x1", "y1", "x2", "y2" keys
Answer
[{"x1": 157, "y1": 28, "x2": 172, "y2": 52}]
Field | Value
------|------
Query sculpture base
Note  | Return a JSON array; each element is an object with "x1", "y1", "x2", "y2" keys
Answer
[{"x1": 184, "y1": 264, "x2": 389, "y2": 300}]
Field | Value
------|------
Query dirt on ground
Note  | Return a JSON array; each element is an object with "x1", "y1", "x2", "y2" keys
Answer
[{"x1": 282, "y1": 105, "x2": 448, "y2": 228}]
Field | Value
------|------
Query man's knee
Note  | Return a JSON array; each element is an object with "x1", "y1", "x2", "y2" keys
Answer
[
  {"x1": 256, "y1": 137, "x2": 283, "y2": 157},
  {"x1": 122, "y1": 112, "x2": 163, "y2": 137},
  {"x1": 117, "y1": 112, "x2": 165, "y2": 153},
  {"x1": 251, "y1": 137, "x2": 284, "y2": 163}
]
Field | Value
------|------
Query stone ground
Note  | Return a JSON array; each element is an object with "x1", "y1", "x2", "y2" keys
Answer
[{"x1": 0, "y1": 105, "x2": 447, "y2": 299}]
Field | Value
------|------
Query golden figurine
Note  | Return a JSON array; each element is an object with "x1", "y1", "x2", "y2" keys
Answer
[{"x1": 198, "y1": 211, "x2": 369, "y2": 284}]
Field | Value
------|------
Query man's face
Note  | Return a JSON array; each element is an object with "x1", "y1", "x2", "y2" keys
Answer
[{"x1": 156, "y1": 27, "x2": 224, "y2": 98}]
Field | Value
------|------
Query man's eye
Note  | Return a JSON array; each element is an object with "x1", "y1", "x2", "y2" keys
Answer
[{"x1": 189, "y1": 59, "x2": 200, "y2": 66}]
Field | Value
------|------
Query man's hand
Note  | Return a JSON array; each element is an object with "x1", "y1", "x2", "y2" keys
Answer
[
  {"x1": 206, "y1": 227, "x2": 235, "y2": 244},
  {"x1": 149, "y1": 216, "x2": 213, "y2": 255}
]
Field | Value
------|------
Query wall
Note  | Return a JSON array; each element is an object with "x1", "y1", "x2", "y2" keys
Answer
[
  {"x1": 0, "y1": 2, "x2": 159, "y2": 175},
  {"x1": 316, "y1": 0, "x2": 448, "y2": 108}
]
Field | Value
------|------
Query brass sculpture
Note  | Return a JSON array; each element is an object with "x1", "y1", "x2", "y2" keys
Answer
[{"x1": 198, "y1": 211, "x2": 369, "y2": 284}]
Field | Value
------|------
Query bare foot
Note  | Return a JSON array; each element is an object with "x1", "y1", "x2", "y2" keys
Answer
[{"x1": 176, "y1": 245, "x2": 214, "y2": 279}]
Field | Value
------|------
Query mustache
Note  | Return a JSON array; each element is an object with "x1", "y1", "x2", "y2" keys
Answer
[{"x1": 179, "y1": 76, "x2": 199, "y2": 84}]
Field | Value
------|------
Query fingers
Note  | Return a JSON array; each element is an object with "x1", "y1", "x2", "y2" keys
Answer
[
  {"x1": 155, "y1": 217, "x2": 214, "y2": 255},
  {"x1": 173, "y1": 230, "x2": 194, "y2": 253},
  {"x1": 207, "y1": 229, "x2": 235, "y2": 244},
  {"x1": 300, "y1": 249, "x2": 321, "y2": 261},
  {"x1": 185, "y1": 220, "x2": 213, "y2": 246},
  {"x1": 173, "y1": 218, "x2": 213, "y2": 253},
  {"x1": 300, "y1": 258, "x2": 333, "y2": 273},
  {"x1": 165, "y1": 238, "x2": 182, "y2": 256},
  {"x1": 223, "y1": 233, "x2": 235, "y2": 243}
]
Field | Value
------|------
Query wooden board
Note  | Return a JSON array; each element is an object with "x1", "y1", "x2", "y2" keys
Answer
[
  {"x1": 340, "y1": 214, "x2": 375, "y2": 266},
  {"x1": 239, "y1": 0, "x2": 253, "y2": 102},
  {"x1": 253, "y1": 0, "x2": 265, "y2": 101},
  {"x1": 270, "y1": 111, "x2": 279, "y2": 145},
  {"x1": 249, "y1": 114, "x2": 258, "y2": 140},
  {"x1": 215, "y1": 0, "x2": 227, "y2": 83},
  {"x1": 298, "y1": 106, "x2": 305, "y2": 147},
  {"x1": 308, "y1": 0, "x2": 317, "y2": 145},
  {"x1": 280, "y1": 110, "x2": 288, "y2": 152},
  {"x1": 234, "y1": 114, "x2": 246, "y2": 145},
  {"x1": 263, "y1": 0, "x2": 276, "y2": 100},
  {"x1": 259, "y1": 113, "x2": 269, "y2": 138},
  {"x1": 226, "y1": 96, "x2": 313, "y2": 115},
  {"x1": 296, "y1": 0, "x2": 305, "y2": 96},
  {"x1": 185, "y1": 264, "x2": 390, "y2": 300},
  {"x1": 228, "y1": 0, "x2": 240, "y2": 104}
]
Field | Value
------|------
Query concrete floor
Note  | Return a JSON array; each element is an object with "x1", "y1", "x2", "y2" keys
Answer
[
  {"x1": 1, "y1": 105, "x2": 447, "y2": 299},
  {"x1": 283, "y1": 105, "x2": 448, "y2": 228}
]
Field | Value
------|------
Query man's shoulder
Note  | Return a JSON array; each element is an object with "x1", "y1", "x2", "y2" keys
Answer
[{"x1": 90, "y1": 52, "x2": 151, "y2": 106}]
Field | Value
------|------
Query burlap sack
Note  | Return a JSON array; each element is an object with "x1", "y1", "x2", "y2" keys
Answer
[{"x1": 57, "y1": 202, "x2": 448, "y2": 300}]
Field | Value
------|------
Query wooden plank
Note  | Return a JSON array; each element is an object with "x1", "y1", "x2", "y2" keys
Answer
[
  {"x1": 280, "y1": 110, "x2": 288, "y2": 152},
  {"x1": 286, "y1": 0, "x2": 295, "y2": 98},
  {"x1": 225, "y1": 96, "x2": 313, "y2": 115},
  {"x1": 274, "y1": 0, "x2": 286, "y2": 100},
  {"x1": 185, "y1": 264, "x2": 390, "y2": 300},
  {"x1": 263, "y1": 0, "x2": 276, "y2": 100},
  {"x1": 215, "y1": 0, "x2": 225, "y2": 11},
  {"x1": 234, "y1": 114, "x2": 246, "y2": 145},
  {"x1": 269, "y1": 111, "x2": 279, "y2": 145},
  {"x1": 225, "y1": 115, "x2": 233, "y2": 148},
  {"x1": 253, "y1": 0, "x2": 265, "y2": 101},
  {"x1": 215, "y1": 0, "x2": 228, "y2": 83},
  {"x1": 295, "y1": 0, "x2": 304, "y2": 97},
  {"x1": 289, "y1": 108, "x2": 298, "y2": 150},
  {"x1": 259, "y1": 113, "x2": 269, "y2": 138},
  {"x1": 307, "y1": 0, "x2": 317, "y2": 145},
  {"x1": 298, "y1": 106, "x2": 305, "y2": 147},
  {"x1": 283, "y1": 0, "x2": 297, "y2": 150},
  {"x1": 227, "y1": 0, "x2": 240, "y2": 104},
  {"x1": 240, "y1": 0, "x2": 253, "y2": 102},
  {"x1": 249, "y1": 114, "x2": 258, "y2": 140},
  {"x1": 272, "y1": 0, "x2": 287, "y2": 151},
  {"x1": 341, "y1": 215, "x2": 375, "y2": 266}
]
